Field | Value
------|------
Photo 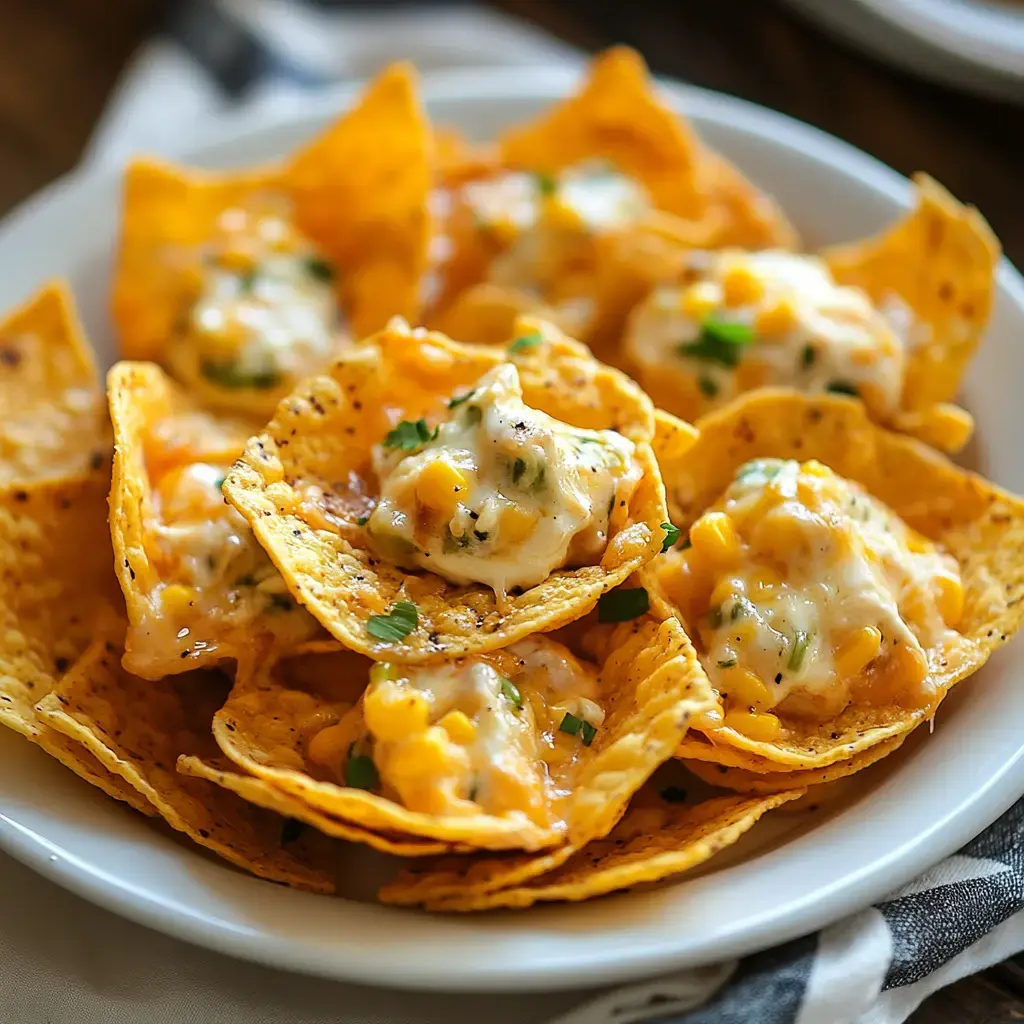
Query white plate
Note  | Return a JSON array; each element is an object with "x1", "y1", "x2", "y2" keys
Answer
[
  {"x1": 785, "y1": 0, "x2": 1024, "y2": 102},
  {"x1": 1, "y1": 67, "x2": 1023, "y2": 994}
]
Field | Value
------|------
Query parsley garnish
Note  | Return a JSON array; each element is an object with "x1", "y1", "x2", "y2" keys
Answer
[
  {"x1": 500, "y1": 677, "x2": 523, "y2": 709},
  {"x1": 345, "y1": 748, "x2": 378, "y2": 790},
  {"x1": 508, "y1": 332, "x2": 543, "y2": 354},
  {"x1": 304, "y1": 257, "x2": 335, "y2": 282},
  {"x1": 533, "y1": 171, "x2": 557, "y2": 196},
  {"x1": 826, "y1": 380, "x2": 859, "y2": 397},
  {"x1": 448, "y1": 389, "x2": 476, "y2": 409},
  {"x1": 679, "y1": 316, "x2": 755, "y2": 368},
  {"x1": 698, "y1": 375, "x2": 719, "y2": 398},
  {"x1": 597, "y1": 587, "x2": 649, "y2": 623},
  {"x1": 717, "y1": 658, "x2": 737, "y2": 669},
  {"x1": 238, "y1": 269, "x2": 257, "y2": 293},
  {"x1": 201, "y1": 362, "x2": 281, "y2": 390},
  {"x1": 801, "y1": 344, "x2": 816, "y2": 369},
  {"x1": 366, "y1": 600, "x2": 418, "y2": 642},
  {"x1": 660, "y1": 521, "x2": 681, "y2": 553},
  {"x1": 788, "y1": 630, "x2": 810, "y2": 672},
  {"x1": 356, "y1": 515, "x2": 369, "y2": 526},
  {"x1": 580, "y1": 720, "x2": 598, "y2": 746},
  {"x1": 383, "y1": 418, "x2": 438, "y2": 450}
]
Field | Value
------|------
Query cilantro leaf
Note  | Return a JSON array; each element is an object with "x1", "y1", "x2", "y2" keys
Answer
[
  {"x1": 366, "y1": 600, "x2": 419, "y2": 642},
  {"x1": 597, "y1": 587, "x2": 649, "y2": 623},
  {"x1": 660, "y1": 521, "x2": 681, "y2": 553},
  {"x1": 508, "y1": 332, "x2": 543, "y2": 355},
  {"x1": 383, "y1": 419, "x2": 438, "y2": 451}
]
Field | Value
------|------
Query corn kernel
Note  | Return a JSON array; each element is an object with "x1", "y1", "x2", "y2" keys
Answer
[
  {"x1": 161, "y1": 583, "x2": 195, "y2": 618},
  {"x1": 542, "y1": 194, "x2": 584, "y2": 231},
  {"x1": 920, "y1": 404, "x2": 974, "y2": 453},
  {"x1": 306, "y1": 722, "x2": 350, "y2": 769},
  {"x1": 755, "y1": 297, "x2": 799, "y2": 337},
  {"x1": 415, "y1": 459, "x2": 467, "y2": 517},
  {"x1": 722, "y1": 263, "x2": 765, "y2": 307},
  {"x1": 680, "y1": 282, "x2": 720, "y2": 321},
  {"x1": 834, "y1": 625, "x2": 883, "y2": 679},
  {"x1": 710, "y1": 576, "x2": 739, "y2": 609},
  {"x1": 933, "y1": 572, "x2": 964, "y2": 628},
  {"x1": 723, "y1": 710, "x2": 781, "y2": 742},
  {"x1": 500, "y1": 502, "x2": 536, "y2": 544},
  {"x1": 438, "y1": 709, "x2": 477, "y2": 745},
  {"x1": 387, "y1": 727, "x2": 463, "y2": 779},
  {"x1": 724, "y1": 667, "x2": 773, "y2": 708},
  {"x1": 689, "y1": 511, "x2": 741, "y2": 569},
  {"x1": 888, "y1": 641, "x2": 929, "y2": 689},
  {"x1": 364, "y1": 684, "x2": 430, "y2": 743}
]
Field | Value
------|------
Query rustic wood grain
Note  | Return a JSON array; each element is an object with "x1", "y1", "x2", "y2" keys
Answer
[{"x1": 0, "y1": 0, "x2": 1020, "y2": 1019}]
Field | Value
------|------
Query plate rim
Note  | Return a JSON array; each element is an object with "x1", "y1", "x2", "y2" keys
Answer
[{"x1": 1, "y1": 64, "x2": 1023, "y2": 993}]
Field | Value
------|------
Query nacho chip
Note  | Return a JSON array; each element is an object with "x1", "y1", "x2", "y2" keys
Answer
[
  {"x1": 214, "y1": 618, "x2": 715, "y2": 861},
  {"x1": 0, "y1": 281, "x2": 109, "y2": 486},
  {"x1": 112, "y1": 64, "x2": 430, "y2": 416},
  {"x1": 224, "y1": 317, "x2": 669, "y2": 662},
  {"x1": 108, "y1": 361, "x2": 323, "y2": 679},
  {"x1": 37, "y1": 640, "x2": 339, "y2": 892},
  {"x1": 384, "y1": 785, "x2": 802, "y2": 911},
  {"x1": 642, "y1": 390, "x2": 1024, "y2": 769},
  {"x1": 0, "y1": 473, "x2": 151, "y2": 813},
  {"x1": 681, "y1": 733, "x2": 906, "y2": 793},
  {"x1": 824, "y1": 174, "x2": 999, "y2": 417}
]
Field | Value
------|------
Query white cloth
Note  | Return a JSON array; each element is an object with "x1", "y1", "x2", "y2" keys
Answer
[{"x1": 4, "y1": 4, "x2": 1022, "y2": 1022}]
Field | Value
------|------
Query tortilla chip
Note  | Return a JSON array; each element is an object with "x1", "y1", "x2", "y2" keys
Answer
[
  {"x1": 433, "y1": 127, "x2": 499, "y2": 186},
  {"x1": 36, "y1": 640, "x2": 339, "y2": 892},
  {"x1": 432, "y1": 283, "x2": 576, "y2": 347},
  {"x1": 823, "y1": 174, "x2": 999, "y2": 418},
  {"x1": 0, "y1": 473, "x2": 151, "y2": 813},
  {"x1": 215, "y1": 617, "x2": 715, "y2": 862},
  {"x1": 177, "y1": 755, "x2": 454, "y2": 857},
  {"x1": 112, "y1": 63, "x2": 430, "y2": 409},
  {"x1": 385, "y1": 785, "x2": 802, "y2": 911},
  {"x1": 643, "y1": 390, "x2": 1024, "y2": 769},
  {"x1": 108, "y1": 361, "x2": 323, "y2": 678},
  {"x1": 0, "y1": 281, "x2": 109, "y2": 486},
  {"x1": 681, "y1": 733, "x2": 906, "y2": 793},
  {"x1": 223, "y1": 317, "x2": 668, "y2": 662}
]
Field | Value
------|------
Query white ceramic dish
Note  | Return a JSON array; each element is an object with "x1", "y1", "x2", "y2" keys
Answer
[
  {"x1": 785, "y1": 0, "x2": 1024, "y2": 102},
  {"x1": 1, "y1": 66, "x2": 1023, "y2": 994}
]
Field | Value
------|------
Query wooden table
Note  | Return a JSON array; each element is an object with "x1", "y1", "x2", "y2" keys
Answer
[{"x1": 0, "y1": 0, "x2": 1022, "y2": 1019}]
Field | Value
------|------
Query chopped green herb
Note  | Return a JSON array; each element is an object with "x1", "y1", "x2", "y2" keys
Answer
[
  {"x1": 559, "y1": 712, "x2": 583, "y2": 736},
  {"x1": 238, "y1": 269, "x2": 257, "y2": 293},
  {"x1": 464, "y1": 404, "x2": 483, "y2": 426},
  {"x1": 660, "y1": 785, "x2": 689, "y2": 804},
  {"x1": 698, "y1": 375, "x2": 719, "y2": 398},
  {"x1": 366, "y1": 600, "x2": 418, "y2": 642},
  {"x1": 580, "y1": 720, "x2": 598, "y2": 746},
  {"x1": 508, "y1": 331, "x2": 543, "y2": 354},
  {"x1": 511, "y1": 457, "x2": 527, "y2": 483},
  {"x1": 660, "y1": 521, "x2": 681, "y2": 553},
  {"x1": 531, "y1": 465, "x2": 547, "y2": 495},
  {"x1": 266, "y1": 593, "x2": 294, "y2": 613},
  {"x1": 304, "y1": 257, "x2": 335, "y2": 282},
  {"x1": 500, "y1": 677, "x2": 523, "y2": 709},
  {"x1": 826, "y1": 380, "x2": 859, "y2": 397},
  {"x1": 597, "y1": 587, "x2": 649, "y2": 623},
  {"x1": 201, "y1": 362, "x2": 282, "y2": 390},
  {"x1": 801, "y1": 344, "x2": 816, "y2": 369},
  {"x1": 383, "y1": 418, "x2": 438, "y2": 450},
  {"x1": 736, "y1": 459, "x2": 782, "y2": 485},
  {"x1": 707, "y1": 604, "x2": 723, "y2": 629},
  {"x1": 731, "y1": 596, "x2": 756, "y2": 621},
  {"x1": 345, "y1": 750, "x2": 378, "y2": 790},
  {"x1": 533, "y1": 171, "x2": 557, "y2": 196},
  {"x1": 280, "y1": 818, "x2": 305, "y2": 845},
  {"x1": 679, "y1": 316, "x2": 755, "y2": 368},
  {"x1": 717, "y1": 657, "x2": 737, "y2": 669},
  {"x1": 788, "y1": 630, "x2": 810, "y2": 672},
  {"x1": 448, "y1": 389, "x2": 476, "y2": 409},
  {"x1": 356, "y1": 515, "x2": 369, "y2": 526}
]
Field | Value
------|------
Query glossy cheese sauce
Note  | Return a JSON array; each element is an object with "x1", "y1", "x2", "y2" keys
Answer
[
  {"x1": 341, "y1": 636, "x2": 604, "y2": 823},
  {"x1": 660, "y1": 458, "x2": 964, "y2": 736},
  {"x1": 627, "y1": 251, "x2": 910, "y2": 416},
  {"x1": 366, "y1": 363, "x2": 641, "y2": 599},
  {"x1": 172, "y1": 195, "x2": 341, "y2": 395}
]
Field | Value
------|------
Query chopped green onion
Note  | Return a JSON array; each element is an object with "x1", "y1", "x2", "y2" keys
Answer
[
  {"x1": 304, "y1": 257, "x2": 335, "y2": 282},
  {"x1": 660, "y1": 521, "x2": 681, "y2": 553},
  {"x1": 511, "y1": 457, "x2": 527, "y2": 483},
  {"x1": 679, "y1": 316, "x2": 755, "y2": 368},
  {"x1": 200, "y1": 362, "x2": 282, "y2": 390},
  {"x1": 448, "y1": 389, "x2": 476, "y2": 409},
  {"x1": 597, "y1": 587, "x2": 649, "y2": 623},
  {"x1": 801, "y1": 344, "x2": 816, "y2": 369},
  {"x1": 366, "y1": 600, "x2": 418, "y2": 642},
  {"x1": 531, "y1": 465, "x2": 547, "y2": 494},
  {"x1": 356, "y1": 515, "x2": 369, "y2": 526},
  {"x1": 279, "y1": 818, "x2": 305, "y2": 845},
  {"x1": 717, "y1": 658, "x2": 737, "y2": 669},
  {"x1": 826, "y1": 380, "x2": 859, "y2": 397},
  {"x1": 533, "y1": 171, "x2": 557, "y2": 196},
  {"x1": 383, "y1": 418, "x2": 438, "y2": 450},
  {"x1": 508, "y1": 331, "x2": 543, "y2": 354},
  {"x1": 238, "y1": 269, "x2": 257, "y2": 293},
  {"x1": 788, "y1": 630, "x2": 810, "y2": 672},
  {"x1": 345, "y1": 750, "x2": 378, "y2": 790},
  {"x1": 500, "y1": 677, "x2": 523, "y2": 709},
  {"x1": 707, "y1": 604, "x2": 723, "y2": 629},
  {"x1": 698, "y1": 375, "x2": 719, "y2": 398},
  {"x1": 736, "y1": 459, "x2": 782, "y2": 485},
  {"x1": 731, "y1": 596, "x2": 756, "y2": 621},
  {"x1": 660, "y1": 785, "x2": 688, "y2": 804},
  {"x1": 559, "y1": 712, "x2": 582, "y2": 736},
  {"x1": 580, "y1": 720, "x2": 598, "y2": 746}
]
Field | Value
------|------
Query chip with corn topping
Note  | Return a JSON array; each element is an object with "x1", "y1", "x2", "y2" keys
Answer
[
  {"x1": 0, "y1": 281, "x2": 109, "y2": 486},
  {"x1": 642, "y1": 390, "x2": 1024, "y2": 769},
  {"x1": 223, "y1": 317, "x2": 677, "y2": 661},
  {"x1": 112, "y1": 63, "x2": 431, "y2": 417},
  {"x1": 211, "y1": 618, "x2": 716, "y2": 853},
  {"x1": 108, "y1": 361, "x2": 325, "y2": 679}
]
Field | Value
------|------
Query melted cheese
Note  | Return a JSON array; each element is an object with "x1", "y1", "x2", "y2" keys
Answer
[
  {"x1": 627, "y1": 250, "x2": 909, "y2": 417},
  {"x1": 172, "y1": 196, "x2": 341, "y2": 394},
  {"x1": 356, "y1": 636, "x2": 603, "y2": 822},
  {"x1": 664, "y1": 458, "x2": 964, "y2": 725},
  {"x1": 366, "y1": 363, "x2": 641, "y2": 598}
]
